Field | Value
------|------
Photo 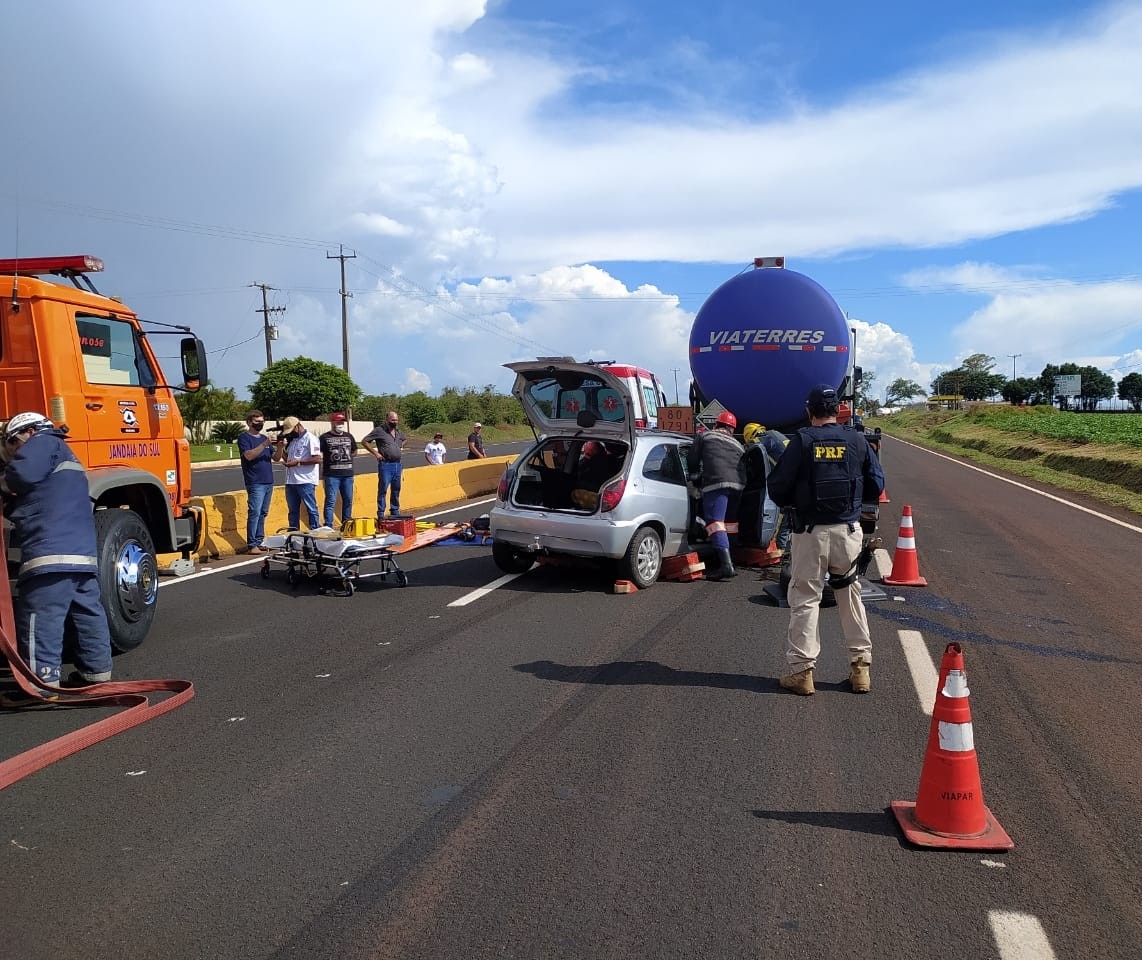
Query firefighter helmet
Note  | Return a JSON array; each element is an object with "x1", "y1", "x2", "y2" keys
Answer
[
  {"x1": 742, "y1": 422, "x2": 763, "y2": 444},
  {"x1": 4, "y1": 412, "x2": 53, "y2": 440}
]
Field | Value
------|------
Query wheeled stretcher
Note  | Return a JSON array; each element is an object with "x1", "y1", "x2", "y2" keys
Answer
[{"x1": 260, "y1": 530, "x2": 408, "y2": 596}]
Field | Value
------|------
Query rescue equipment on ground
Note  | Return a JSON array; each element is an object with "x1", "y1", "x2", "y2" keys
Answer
[
  {"x1": 378, "y1": 515, "x2": 417, "y2": 539},
  {"x1": 261, "y1": 529, "x2": 408, "y2": 595},
  {"x1": 882, "y1": 505, "x2": 928, "y2": 586},
  {"x1": 891, "y1": 643, "x2": 1014, "y2": 851},
  {"x1": 341, "y1": 517, "x2": 376, "y2": 538}
]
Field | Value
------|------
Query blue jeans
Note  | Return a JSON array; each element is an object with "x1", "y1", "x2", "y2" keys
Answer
[
  {"x1": 377, "y1": 461, "x2": 403, "y2": 517},
  {"x1": 16, "y1": 572, "x2": 113, "y2": 685},
  {"x1": 245, "y1": 482, "x2": 274, "y2": 547},
  {"x1": 285, "y1": 483, "x2": 319, "y2": 529},
  {"x1": 323, "y1": 475, "x2": 355, "y2": 527}
]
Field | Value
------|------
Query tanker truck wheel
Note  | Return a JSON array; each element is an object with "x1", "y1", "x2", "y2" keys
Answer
[{"x1": 94, "y1": 508, "x2": 159, "y2": 653}]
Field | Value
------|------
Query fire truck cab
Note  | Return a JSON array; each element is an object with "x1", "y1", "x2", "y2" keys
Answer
[
  {"x1": 1, "y1": 255, "x2": 208, "y2": 651},
  {"x1": 586, "y1": 361, "x2": 668, "y2": 429}
]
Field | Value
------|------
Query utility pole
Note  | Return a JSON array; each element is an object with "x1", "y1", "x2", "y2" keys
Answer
[
  {"x1": 250, "y1": 283, "x2": 285, "y2": 367},
  {"x1": 327, "y1": 244, "x2": 357, "y2": 375},
  {"x1": 1008, "y1": 353, "x2": 1022, "y2": 380},
  {"x1": 670, "y1": 368, "x2": 681, "y2": 405}
]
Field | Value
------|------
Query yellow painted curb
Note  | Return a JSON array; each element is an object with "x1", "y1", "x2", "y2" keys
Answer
[{"x1": 162, "y1": 456, "x2": 513, "y2": 563}]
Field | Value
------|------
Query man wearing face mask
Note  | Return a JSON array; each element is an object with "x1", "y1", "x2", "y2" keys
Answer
[
  {"x1": 319, "y1": 413, "x2": 358, "y2": 528},
  {"x1": 362, "y1": 411, "x2": 407, "y2": 519},
  {"x1": 238, "y1": 409, "x2": 276, "y2": 553},
  {"x1": 272, "y1": 416, "x2": 322, "y2": 530}
]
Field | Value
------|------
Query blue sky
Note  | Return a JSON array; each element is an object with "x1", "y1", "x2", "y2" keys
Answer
[{"x1": 2, "y1": 0, "x2": 1140, "y2": 405}]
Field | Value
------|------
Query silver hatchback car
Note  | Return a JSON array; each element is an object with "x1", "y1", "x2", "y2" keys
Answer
[{"x1": 489, "y1": 360, "x2": 694, "y2": 588}]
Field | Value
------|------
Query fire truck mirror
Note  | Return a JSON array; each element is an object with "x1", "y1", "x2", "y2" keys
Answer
[{"x1": 181, "y1": 337, "x2": 207, "y2": 391}]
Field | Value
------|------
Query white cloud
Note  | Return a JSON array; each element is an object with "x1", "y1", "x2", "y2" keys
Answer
[
  {"x1": 8, "y1": 1, "x2": 1142, "y2": 397},
  {"x1": 402, "y1": 368, "x2": 434, "y2": 393},
  {"x1": 951, "y1": 276, "x2": 1142, "y2": 377}
]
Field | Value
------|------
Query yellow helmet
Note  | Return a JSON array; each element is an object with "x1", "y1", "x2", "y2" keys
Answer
[{"x1": 743, "y1": 422, "x2": 764, "y2": 444}]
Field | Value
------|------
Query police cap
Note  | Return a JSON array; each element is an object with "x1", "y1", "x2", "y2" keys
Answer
[{"x1": 806, "y1": 384, "x2": 838, "y2": 408}]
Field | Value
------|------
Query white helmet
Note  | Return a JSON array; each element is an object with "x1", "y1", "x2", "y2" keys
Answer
[{"x1": 4, "y1": 412, "x2": 53, "y2": 440}]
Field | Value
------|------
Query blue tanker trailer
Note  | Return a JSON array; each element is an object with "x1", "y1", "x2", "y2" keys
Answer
[{"x1": 689, "y1": 258, "x2": 858, "y2": 430}]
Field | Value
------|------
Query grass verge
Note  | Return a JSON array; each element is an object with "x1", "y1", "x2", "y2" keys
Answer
[{"x1": 870, "y1": 408, "x2": 1142, "y2": 517}]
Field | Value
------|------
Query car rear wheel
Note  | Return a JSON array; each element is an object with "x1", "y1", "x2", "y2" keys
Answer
[
  {"x1": 620, "y1": 526, "x2": 662, "y2": 589},
  {"x1": 492, "y1": 540, "x2": 534, "y2": 575}
]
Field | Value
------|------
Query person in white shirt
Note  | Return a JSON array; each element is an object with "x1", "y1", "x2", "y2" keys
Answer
[
  {"x1": 424, "y1": 432, "x2": 447, "y2": 465},
  {"x1": 272, "y1": 416, "x2": 323, "y2": 528}
]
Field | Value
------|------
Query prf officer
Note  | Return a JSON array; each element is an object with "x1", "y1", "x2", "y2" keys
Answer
[{"x1": 766, "y1": 384, "x2": 884, "y2": 697}]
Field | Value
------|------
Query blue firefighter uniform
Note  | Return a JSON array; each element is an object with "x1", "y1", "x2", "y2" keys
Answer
[{"x1": 3, "y1": 427, "x2": 112, "y2": 687}]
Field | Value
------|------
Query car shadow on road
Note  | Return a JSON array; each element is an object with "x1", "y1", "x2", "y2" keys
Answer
[
  {"x1": 751, "y1": 808, "x2": 907, "y2": 844},
  {"x1": 513, "y1": 659, "x2": 784, "y2": 694}
]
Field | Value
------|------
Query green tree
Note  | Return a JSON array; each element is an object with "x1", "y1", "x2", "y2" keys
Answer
[
  {"x1": 885, "y1": 378, "x2": 926, "y2": 405},
  {"x1": 1118, "y1": 372, "x2": 1142, "y2": 412},
  {"x1": 1001, "y1": 377, "x2": 1038, "y2": 405},
  {"x1": 356, "y1": 394, "x2": 399, "y2": 425},
  {"x1": 209, "y1": 421, "x2": 245, "y2": 443},
  {"x1": 1077, "y1": 365, "x2": 1115, "y2": 412},
  {"x1": 399, "y1": 392, "x2": 447, "y2": 429},
  {"x1": 854, "y1": 370, "x2": 878, "y2": 413},
  {"x1": 961, "y1": 353, "x2": 997, "y2": 374},
  {"x1": 249, "y1": 358, "x2": 362, "y2": 420},
  {"x1": 176, "y1": 383, "x2": 242, "y2": 444}
]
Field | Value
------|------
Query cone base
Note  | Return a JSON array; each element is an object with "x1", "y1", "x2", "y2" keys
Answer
[
  {"x1": 883, "y1": 574, "x2": 927, "y2": 586},
  {"x1": 890, "y1": 800, "x2": 1013, "y2": 851}
]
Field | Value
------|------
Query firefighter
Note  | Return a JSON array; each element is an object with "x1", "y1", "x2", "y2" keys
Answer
[
  {"x1": 766, "y1": 386, "x2": 884, "y2": 696},
  {"x1": 0, "y1": 413, "x2": 113, "y2": 706},
  {"x1": 687, "y1": 410, "x2": 745, "y2": 580},
  {"x1": 739, "y1": 422, "x2": 791, "y2": 554}
]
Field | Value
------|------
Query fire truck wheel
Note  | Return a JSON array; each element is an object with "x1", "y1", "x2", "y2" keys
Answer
[{"x1": 94, "y1": 508, "x2": 158, "y2": 653}]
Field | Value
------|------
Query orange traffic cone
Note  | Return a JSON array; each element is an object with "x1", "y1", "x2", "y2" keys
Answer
[
  {"x1": 892, "y1": 643, "x2": 1013, "y2": 850},
  {"x1": 882, "y1": 505, "x2": 927, "y2": 586},
  {"x1": 879, "y1": 486, "x2": 890, "y2": 504}
]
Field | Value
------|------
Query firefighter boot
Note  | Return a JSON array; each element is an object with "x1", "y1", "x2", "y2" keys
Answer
[
  {"x1": 779, "y1": 667, "x2": 815, "y2": 696},
  {"x1": 708, "y1": 548, "x2": 737, "y2": 581},
  {"x1": 848, "y1": 657, "x2": 871, "y2": 694}
]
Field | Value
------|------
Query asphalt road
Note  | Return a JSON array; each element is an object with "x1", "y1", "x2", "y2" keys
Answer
[
  {"x1": 2, "y1": 437, "x2": 1140, "y2": 959},
  {"x1": 192, "y1": 441, "x2": 532, "y2": 497}
]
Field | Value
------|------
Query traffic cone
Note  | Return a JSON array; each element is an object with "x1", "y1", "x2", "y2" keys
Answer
[
  {"x1": 891, "y1": 643, "x2": 1013, "y2": 850},
  {"x1": 882, "y1": 505, "x2": 927, "y2": 586},
  {"x1": 879, "y1": 486, "x2": 890, "y2": 504}
]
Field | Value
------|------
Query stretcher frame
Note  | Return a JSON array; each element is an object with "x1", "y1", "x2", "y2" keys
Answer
[{"x1": 260, "y1": 531, "x2": 409, "y2": 596}]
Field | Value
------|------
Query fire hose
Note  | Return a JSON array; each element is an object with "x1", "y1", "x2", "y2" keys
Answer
[{"x1": 0, "y1": 504, "x2": 193, "y2": 791}]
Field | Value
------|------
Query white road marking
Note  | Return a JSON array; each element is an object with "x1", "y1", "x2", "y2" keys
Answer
[
  {"x1": 989, "y1": 911, "x2": 1056, "y2": 959},
  {"x1": 125, "y1": 770, "x2": 147, "y2": 777},
  {"x1": 419, "y1": 498, "x2": 496, "y2": 520},
  {"x1": 980, "y1": 859, "x2": 1007, "y2": 869},
  {"x1": 893, "y1": 437, "x2": 1142, "y2": 534},
  {"x1": 448, "y1": 573, "x2": 524, "y2": 607},
  {"x1": 898, "y1": 629, "x2": 939, "y2": 716},
  {"x1": 157, "y1": 555, "x2": 264, "y2": 589}
]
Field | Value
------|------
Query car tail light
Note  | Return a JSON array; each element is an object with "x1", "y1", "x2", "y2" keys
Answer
[
  {"x1": 599, "y1": 476, "x2": 626, "y2": 512},
  {"x1": 497, "y1": 470, "x2": 511, "y2": 501}
]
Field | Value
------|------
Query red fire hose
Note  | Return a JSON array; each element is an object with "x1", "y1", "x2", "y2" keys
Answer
[{"x1": 0, "y1": 505, "x2": 194, "y2": 791}]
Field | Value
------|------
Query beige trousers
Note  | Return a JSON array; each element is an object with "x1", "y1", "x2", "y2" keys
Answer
[{"x1": 785, "y1": 523, "x2": 872, "y2": 671}]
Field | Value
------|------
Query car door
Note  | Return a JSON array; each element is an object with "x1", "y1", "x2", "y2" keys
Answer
[{"x1": 636, "y1": 440, "x2": 692, "y2": 554}]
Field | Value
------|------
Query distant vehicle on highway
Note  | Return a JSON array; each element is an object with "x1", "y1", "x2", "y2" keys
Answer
[{"x1": 490, "y1": 359, "x2": 694, "y2": 588}]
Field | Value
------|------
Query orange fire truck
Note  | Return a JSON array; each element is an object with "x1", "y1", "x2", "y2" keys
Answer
[{"x1": 1, "y1": 255, "x2": 207, "y2": 651}]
